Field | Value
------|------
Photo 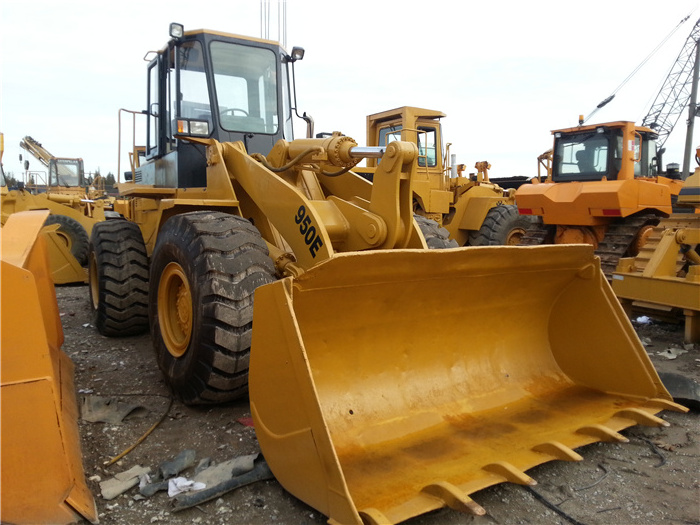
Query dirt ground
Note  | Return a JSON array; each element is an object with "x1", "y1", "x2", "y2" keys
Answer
[{"x1": 55, "y1": 283, "x2": 699, "y2": 525}]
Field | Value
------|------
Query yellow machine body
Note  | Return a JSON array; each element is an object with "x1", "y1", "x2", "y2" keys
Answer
[
  {"x1": 517, "y1": 176, "x2": 680, "y2": 226},
  {"x1": 1, "y1": 187, "x2": 106, "y2": 233},
  {"x1": 0, "y1": 210, "x2": 97, "y2": 524},
  {"x1": 250, "y1": 244, "x2": 685, "y2": 524},
  {"x1": 516, "y1": 121, "x2": 684, "y2": 279},
  {"x1": 613, "y1": 169, "x2": 700, "y2": 342},
  {"x1": 517, "y1": 121, "x2": 682, "y2": 227},
  {"x1": 104, "y1": 27, "x2": 686, "y2": 525}
]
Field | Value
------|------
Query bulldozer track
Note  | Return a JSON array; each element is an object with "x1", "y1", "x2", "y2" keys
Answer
[
  {"x1": 519, "y1": 219, "x2": 554, "y2": 246},
  {"x1": 597, "y1": 215, "x2": 659, "y2": 280},
  {"x1": 519, "y1": 215, "x2": 665, "y2": 280}
]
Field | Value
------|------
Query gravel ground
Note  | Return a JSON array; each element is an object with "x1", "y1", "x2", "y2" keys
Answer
[{"x1": 53, "y1": 284, "x2": 699, "y2": 525}]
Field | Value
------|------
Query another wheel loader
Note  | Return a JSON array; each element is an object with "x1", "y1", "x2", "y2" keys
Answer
[
  {"x1": 90, "y1": 23, "x2": 687, "y2": 525},
  {"x1": 0, "y1": 135, "x2": 112, "y2": 283},
  {"x1": 356, "y1": 106, "x2": 532, "y2": 246}
]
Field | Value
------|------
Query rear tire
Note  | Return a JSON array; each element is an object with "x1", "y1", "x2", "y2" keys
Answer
[
  {"x1": 45, "y1": 214, "x2": 89, "y2": 265},
  {"x1": 89, "y1": 219, "x2": 149, "y2": 336},
  {"x1": 149, "y1": 211, "x2": 276, "y2": 405},
  {"x1": 414, "y1": 214, "x2": 458, "y2": 249},
  {"x1": 469, "y1": 204, "x2": 532, "y2": 246}
]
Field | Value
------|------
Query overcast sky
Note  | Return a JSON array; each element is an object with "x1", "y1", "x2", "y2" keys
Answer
[{"x1": 2, "y1": 0, "x2": 699, "y2": 182}]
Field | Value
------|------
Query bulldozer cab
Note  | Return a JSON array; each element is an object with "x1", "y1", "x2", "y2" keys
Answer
[
  {"x1": 552, "y1": 121, "x2": 659, "y2": 182},
  {"x1": 137, "y1": 23, "x2": 299, "y2": 188}
]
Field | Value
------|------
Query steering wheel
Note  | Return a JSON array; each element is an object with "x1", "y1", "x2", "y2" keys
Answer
[{"x1": 220, "y1": 108, "x2": 249, "y2": 117}]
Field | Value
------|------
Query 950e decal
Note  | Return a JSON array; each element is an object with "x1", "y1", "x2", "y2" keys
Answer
[{"x1": 294, "y1": 205, "x2": 324, "y2": 257}]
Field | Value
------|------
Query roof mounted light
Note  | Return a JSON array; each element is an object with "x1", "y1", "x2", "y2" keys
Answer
[
  {"x1": 170, "y1": 23, "x2": 184, "y2": 39},
  {"x1": 289, "y1": 46, "x2": 305, "y2": 62}
]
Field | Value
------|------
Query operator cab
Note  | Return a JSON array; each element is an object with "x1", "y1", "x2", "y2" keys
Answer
[
  {"x1": 377, "y1": 124, "x2": 440, "y2": 168},
  {"x1": 137, "y1": 23, "x2": 303, "y2": 188},
  {"x1": 552, "y1": 122, "x2": 658, "y2": 182},
  {"x1": 49, "y1": 158, "x2": 84, "y2": 187}
]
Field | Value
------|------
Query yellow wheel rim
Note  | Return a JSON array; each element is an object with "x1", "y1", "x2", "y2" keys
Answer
[
  {"x1": 89, "y1": 253, "x2": 99, "y2": 309},
  {"x1": 505, "y1": 227, "x2": 527, "y2": 246},
  {"x1": 158, "y1": 262, "x2": 193, "y2": 358}
]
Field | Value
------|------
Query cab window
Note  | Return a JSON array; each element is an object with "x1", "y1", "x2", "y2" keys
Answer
[{"x1": 211, "y1": 41, "x2": 278, "y2": 134}]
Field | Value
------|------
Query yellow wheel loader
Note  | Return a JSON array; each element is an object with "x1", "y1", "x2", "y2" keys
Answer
[
  {"x1": 1, "y1": 135, "x2": 112, "y2": 284},
  {"x1": 356, "y1": 106, "x2": 533, "y2": 247},
  {"x1": 613, "y1": 163, "x2": 700, "y2": 342},
  {"x1": 90, "y1": 23, "x2": 687, "y2": 525},
  {"x1": 1, "y1": 210, "x2": 98, "y2": 525}
]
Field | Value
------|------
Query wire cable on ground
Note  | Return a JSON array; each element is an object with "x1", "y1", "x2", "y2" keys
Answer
[
  {"x1": 103, "y1": 395, "x2": 174, "y2": 467},
  {"x1": 523, "y1": 486, "x2": 589, "y2": 525}
]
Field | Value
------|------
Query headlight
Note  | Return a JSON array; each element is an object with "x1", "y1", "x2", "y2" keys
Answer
[
  {"x1": 175, "y1": 119, "x2": 210, "y2": 137},
  {"x1": 170, "y1": 23, "x2": 184, "y2": 39}
]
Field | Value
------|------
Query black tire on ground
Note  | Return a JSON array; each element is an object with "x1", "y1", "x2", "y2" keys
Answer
[
  {"x1": 149, "y1": 211, "x2": 276, "y2": 405},
  {"x1": 45, "y1": 214, "x2": 90, "y2": 265},
  {"x1": 468, "y1": 204, "x2": 533, "y2": 246},
  {"x1": 88, "y1": 219, "x2": 149, "y2": 337},
  {"x1": 414, "y1": 214, "x2": 459, "y2": 249}
]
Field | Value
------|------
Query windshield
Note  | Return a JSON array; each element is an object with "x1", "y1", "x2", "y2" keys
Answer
[
  {"x1": 378, "y1": 124, "x2": 438, "y2": 167},
  {"x1": 211, "y1": 41, "x2": 278, "y2": 134},
  {"x1": 50, "y1": 159, "x2": 82, "y2": 187},
  {"x1": 552, "y1": 130, "x2": 621, "y2": 181}
]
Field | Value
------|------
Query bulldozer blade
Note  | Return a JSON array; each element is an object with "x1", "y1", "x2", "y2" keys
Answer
[
  {"x1": 249, "y1": 244, "x2": 686, "y2": 525},
  {"x1": 1, "y1": 211, "x2": 98, "y2": 524}
]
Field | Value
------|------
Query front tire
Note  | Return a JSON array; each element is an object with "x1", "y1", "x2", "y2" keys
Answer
[
  {"x1": 414, "y1": 214, "x2": 458, "y2": 249},
  {"x1": 89, "y1": 219, "x2": 149, "y2": 336},
  {"x1": 469, "y1": 204, "x2": 532, "y2": 246},
  {"x1": 149, "y1": 211, "x2": 276, "y2": 405}
]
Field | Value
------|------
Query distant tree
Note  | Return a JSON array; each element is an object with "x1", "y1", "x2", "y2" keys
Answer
[
  {"x1": 3, "y1": 170, "x2": 19, "y2": 188},
  {"x1": 104, "y1": 173, "x2": 116, "y2": 190}
]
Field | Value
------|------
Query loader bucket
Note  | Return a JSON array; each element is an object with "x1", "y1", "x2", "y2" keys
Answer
[
  {"x1": 42, "y1": 224, "x2": 89, "y2": 284},
  {"x1": 249, "y1": 244, "x2": 686, "y2": 525},
  {"x1": 1, "y1": 211, "x2": 98, "y2": 524}
]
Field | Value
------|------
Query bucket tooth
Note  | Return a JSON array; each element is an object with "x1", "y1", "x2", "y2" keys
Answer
[
  {"x1": 421, "y1": 482, "x2": 486, "y2": 516},
  {"x1": 576, "y1": 424, "x2": 629, "y2": 443},
  {"x1": 614, "y1": 408, "x2": 670, "y2": 427},
  {"x1": 482, "y1": 462, "x2": 536, "y2": 486},
  {"x1": 645, "y1": 398, "x2": 689, "y2": 413},
  {"x1": 358, "y1": 508, "x2": 392, "y2": 525},
  {"x1": 532, "y1": 441, "x2": 583, "y2": 462}
]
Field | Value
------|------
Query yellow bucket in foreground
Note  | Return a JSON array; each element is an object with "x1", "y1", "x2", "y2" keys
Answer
[
  {"x1": 250, "y1": 244, "x2": 685, "y2": 525},
  {"x1": 1, "y1": 211, "x2": 97, "y2": 524}
]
